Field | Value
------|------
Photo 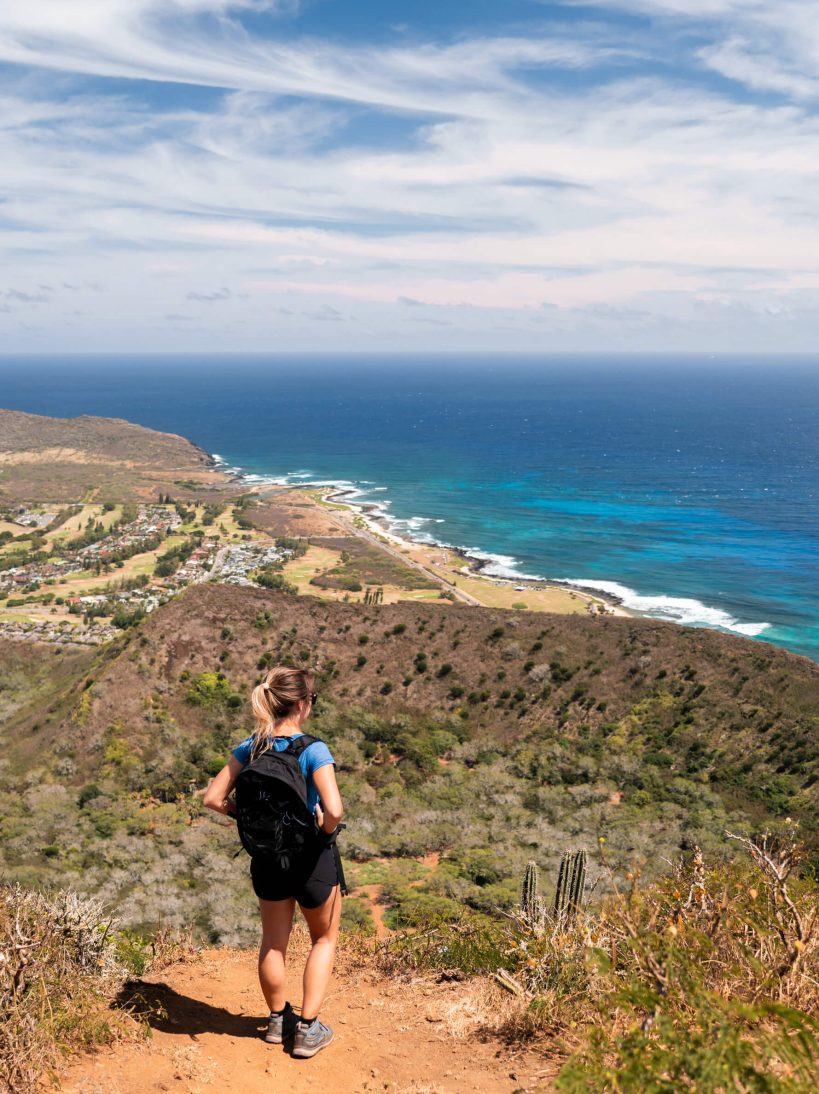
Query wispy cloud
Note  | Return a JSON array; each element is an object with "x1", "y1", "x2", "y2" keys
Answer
[
  {"x1": 569, "y1": 0, "x2": 819, "y2": 100},
  {"x1": 0, "y1": 1, "x2": 817, "y2": 350},
  {"x1": 1, "y1": 289, "x2": 51, "y2": 304}
]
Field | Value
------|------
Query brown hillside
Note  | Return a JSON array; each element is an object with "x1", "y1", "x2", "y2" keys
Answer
[
  {"x1": 38, "y1": 583, "x2": 817, "y2": 804},
  {"x1": 0, "y1": 408, "x2": 230, "y2": 503},
  {"x1": 0, "y1": 638, "x2": 95, "y2": 731},
  {"x1": 3, "y1": 583, "x2": 817, "y2": 945}
]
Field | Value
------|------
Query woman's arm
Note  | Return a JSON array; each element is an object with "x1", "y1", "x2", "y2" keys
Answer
[
  {"x1": 203, "y1": 755, "x2": 244, "y2": 817},
  {"x1": 312, "y1": 764, "x2": 343, "y2": 834}
]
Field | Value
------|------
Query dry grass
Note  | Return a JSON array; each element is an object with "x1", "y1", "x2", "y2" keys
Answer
[
  {"x1": 1, "y1": 887, "x2": 130, "y2": 1092},
  {"x1": 383, "y1": 834, "x2": 819, "y2": 1091},
  {"x1": 0, "y1": 886, "x2": 196, "y2": 1094}
]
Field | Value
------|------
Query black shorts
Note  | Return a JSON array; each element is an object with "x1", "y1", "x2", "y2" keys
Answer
[{"x1": 250, "y1": 845, "x2": 339, "y2": 908}]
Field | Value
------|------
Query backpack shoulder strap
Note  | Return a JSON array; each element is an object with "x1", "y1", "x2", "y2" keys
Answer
[{"x1": 283, "y1": 733, "x2": 321, "y2": 757}]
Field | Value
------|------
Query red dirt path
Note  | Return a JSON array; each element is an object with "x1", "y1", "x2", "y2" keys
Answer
[{"x1": 56, "y1": 942, "x2": 557, "y2": 1094}]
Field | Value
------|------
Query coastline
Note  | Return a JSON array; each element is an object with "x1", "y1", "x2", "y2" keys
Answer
[
  {"x1": 0, "y1": 405, "x2": 795, "y2": 652},
  {"x1": 323, "y1": 487, "x2": 631, "y2": 617},
  {"x1": 222, "y1": 462, "x2": 776, "y2": 637},
  {"x1": 203, "y1": 451, "x2": 781, "y2": 639},
  {"x1": 227, "y1": 463, "x2": 631, "y2": 618}
]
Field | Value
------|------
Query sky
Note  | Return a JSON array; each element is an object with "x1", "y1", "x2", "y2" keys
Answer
[{"x1": 1, "y1": 0, "x2": 818, "y2": 353}]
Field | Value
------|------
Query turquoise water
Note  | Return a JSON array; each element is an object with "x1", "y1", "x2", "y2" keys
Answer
[{"x1": 1, "y1": 354, "x2": 818, "y2": 660}]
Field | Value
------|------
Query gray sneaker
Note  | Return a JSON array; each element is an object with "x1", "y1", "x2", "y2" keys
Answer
[
  {"x1": 292, "y1": 1017, "x2": 334, "y2": 1058},
  {"x1": 265, "y1": 1002, "x2": 294, "y2": 1044}
]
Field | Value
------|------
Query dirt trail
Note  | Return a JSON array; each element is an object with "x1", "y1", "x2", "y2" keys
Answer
[{"x1": 57, "y1": 940, "x2": 556, "y2": 1094}]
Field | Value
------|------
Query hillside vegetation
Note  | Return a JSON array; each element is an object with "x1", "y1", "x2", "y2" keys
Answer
[
  {"x1": 5, "y1": 836, "x2": 817, "y2": 1093},
  {"x1": 0, "y1": 409, "x2": 228, "y2": 503},
  {"x1": 1, "y1": 583, "x2": 816, "y2": 943}
]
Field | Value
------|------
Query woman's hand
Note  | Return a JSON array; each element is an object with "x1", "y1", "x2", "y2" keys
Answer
[{"x1": 315, "y1": 802, "x2": 336, "y2": 835}]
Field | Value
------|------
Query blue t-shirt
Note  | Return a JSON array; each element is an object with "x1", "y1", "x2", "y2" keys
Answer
[{"x1": 231, "y1": 734, "x2": 334, "y2": 813}]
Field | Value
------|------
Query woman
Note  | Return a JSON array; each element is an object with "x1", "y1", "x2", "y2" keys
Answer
[{"x1": 204, "y1": 665, "x2": 343, "y2": 1058}]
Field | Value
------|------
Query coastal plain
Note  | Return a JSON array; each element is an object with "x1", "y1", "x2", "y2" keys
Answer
[
  {"x1": 2, "y1": 408, "x2": 818, "y2": 1092},
  {"x1": 0, "y1": 408, "x2": 606, "y2": 640}
]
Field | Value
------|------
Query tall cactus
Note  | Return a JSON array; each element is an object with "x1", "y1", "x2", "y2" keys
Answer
[
  {"x1": 553, "y1": 849, "x2": 587, "y2": 926},
  {"x1": 521, "y1": 860, "x2": 541, "y2": 927}
]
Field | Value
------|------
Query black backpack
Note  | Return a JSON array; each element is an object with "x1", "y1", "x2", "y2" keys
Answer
[{"x1": 234, "y1": 734, "x2": 321, "y2": 868}]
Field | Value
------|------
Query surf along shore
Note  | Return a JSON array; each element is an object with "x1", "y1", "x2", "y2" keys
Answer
[
  {"x1": 0, "y1": 407, "x2": 623, "y2": 648},
  {"x1": 241, "y1": 472, "x2": 628, "y2": 619}
]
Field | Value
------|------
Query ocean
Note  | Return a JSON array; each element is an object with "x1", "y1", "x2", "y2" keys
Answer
[{"x1": 1, "y1": 353, "x2": 818, "y2": 661}]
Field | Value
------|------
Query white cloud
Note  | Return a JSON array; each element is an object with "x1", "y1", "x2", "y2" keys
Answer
[
  {"x1": 569, "y1": 0, "x2": 819, "y2": 101},
  {"x1": 0, "y1": 3, "x2": 617, "y2": 117},
  {"x1": 0, "y1": 1, "x2": 818, "y2": 349}
]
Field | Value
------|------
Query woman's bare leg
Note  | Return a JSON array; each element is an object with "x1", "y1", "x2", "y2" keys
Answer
[
  {"x1": 299, "y1": 885, "x2": 342, "y2": 1019},
  {"x1": 258, "y1": 896, "x2": 296, "y2": 1012}
]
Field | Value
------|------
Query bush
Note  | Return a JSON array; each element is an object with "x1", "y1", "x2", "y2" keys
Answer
[
  {"x1": 185, "y1": 671, "x2": 241, "y2": 708},
  {"x1": 558, "y1": 837, "x2": 819, "y2": 1091},
  {"x1": 78, "y1": 783, "x2": 102, "y2": 808},
  {"x1": 257, "y1": 571, "x2": 297, "y2": 595},
  {"x1": 1, "y1": 887, "x2": 134, "y2": 1091},
  {"x1": 385, "y1": 834, "x2": 819, "y2": 1092}
]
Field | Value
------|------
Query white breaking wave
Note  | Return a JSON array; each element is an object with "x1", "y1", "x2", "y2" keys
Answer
[
  {"x1": 211, "y1": 453, "x2": 243, "y2": 474},
  {"x1": 463, "y1": 549, "x2": 546, "y2": 582},
  {"x1": 211, "y1": 451, "x2": 771, "y2": 643},
  {"x1": 560, "y1": 578, "x2": 771, "y2": 636}
]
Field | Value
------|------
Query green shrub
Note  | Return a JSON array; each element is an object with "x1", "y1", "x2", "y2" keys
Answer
[
  {"x1": 78, "y1": 784, "x2": 102, "y2": 808},
  {"x1": 384, "y1": 835, "x2": 819, "y2": 1093},
  {"x1": 257, "y1": 571, "x2": 297, "y2": 595},
  {"x1": 184, "y1": 671, "x2": 241, "y2": 708},
  {"x1": 340, "y1": 899, "x2": 376, "y2": 934}
]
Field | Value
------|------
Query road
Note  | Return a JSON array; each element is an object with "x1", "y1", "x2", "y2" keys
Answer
[{"x1": 255, "y1": 483, "x2": 483, "y2": 607}]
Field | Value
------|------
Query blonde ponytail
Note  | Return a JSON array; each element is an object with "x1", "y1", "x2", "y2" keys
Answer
[{"x1": 249, "y1": 666, "x2": 313, "y2": 758}]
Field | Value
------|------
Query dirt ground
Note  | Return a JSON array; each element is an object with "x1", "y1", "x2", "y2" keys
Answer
[{"x1": 55, "y1": 940, "x2": 558, "y2": 1094}]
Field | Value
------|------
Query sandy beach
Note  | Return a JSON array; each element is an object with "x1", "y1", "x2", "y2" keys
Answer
[{"x1": 304, "y1": 484, "x2": 631, "y2": 618}]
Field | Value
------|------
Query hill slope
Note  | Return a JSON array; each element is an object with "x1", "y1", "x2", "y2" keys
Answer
[
  {"x1": 2, "y1": 583, "x2": 816, "y2": 941},
  {"x1": 0, "y1": 408, "x2": 228, "y2": 502}
]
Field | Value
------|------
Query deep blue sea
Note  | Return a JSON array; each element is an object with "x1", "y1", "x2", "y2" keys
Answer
[{"x1": 1, "y1": 354, "x2": 818, "y2": 661}]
